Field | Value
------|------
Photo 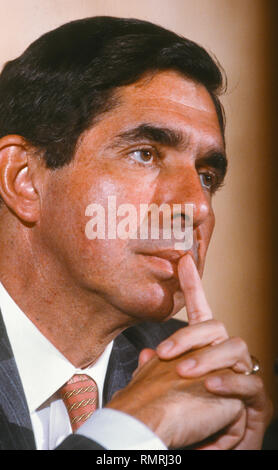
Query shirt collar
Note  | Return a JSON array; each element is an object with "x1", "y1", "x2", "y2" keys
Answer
[{"x1": 0, "y1": 282, "x2": 113, "y2": 413}]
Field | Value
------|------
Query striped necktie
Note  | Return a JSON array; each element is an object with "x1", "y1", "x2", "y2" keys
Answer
[{"x1": 59, "y1": 374, "x2": 98, "y2": 432}]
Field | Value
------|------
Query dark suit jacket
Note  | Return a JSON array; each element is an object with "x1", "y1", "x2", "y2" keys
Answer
[{"x1": 0, "y1": 309, "x2": 184, "y2": 450}]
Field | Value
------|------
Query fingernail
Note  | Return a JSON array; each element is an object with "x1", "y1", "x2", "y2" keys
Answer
[
  {"x1": 157, "y1": 340, "x2": 174, "y2": 355},
  {"x1": 206, "y1": 377, "x2": 222, "y2": 389},
  {"x1": 179, "y1": 358, "x2": 197, "y2": 372}
]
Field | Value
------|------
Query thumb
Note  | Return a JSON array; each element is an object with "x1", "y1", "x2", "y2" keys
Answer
[{"x1": 132, "y1": 348, "x2": 157, "y2": 378}]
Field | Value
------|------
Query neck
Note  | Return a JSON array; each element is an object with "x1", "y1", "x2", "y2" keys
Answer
[{"x1": 0, "y1": 213, "x2": 136, "y2": 368}]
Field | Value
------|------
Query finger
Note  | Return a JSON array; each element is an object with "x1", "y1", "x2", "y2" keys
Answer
[
  {"x1": 132, "y1": 348, "x2": 157, "y2": 378},
  {"x1": 205, "y1": 370, "x2": 266, "y2": 411},
  {"x1": 205, "y1": 370, "x2": 273, "y2": 449},
  {"x1": 176, "y1": 337, "x2": 253, "y2": 377},
  {"x1": 195, "y1": 409, "x2": 247, "y2": 450},
  {"x1": 178, "y1": 254, "x2": 213, "y2": 325},
  {"x1": 156, "y1": 320, "x2": 229, "y2": 358},
  {"x1": 138, "y1": 348, "x2": 157, "y2": 367}
]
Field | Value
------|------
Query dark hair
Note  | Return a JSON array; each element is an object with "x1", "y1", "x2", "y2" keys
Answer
[{"x1": 0, "y1": 16, "x2": 226, "y2": 168}]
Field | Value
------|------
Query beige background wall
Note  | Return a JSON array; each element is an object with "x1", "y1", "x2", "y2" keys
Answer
[{"x1": 0, "y1": 0, "x2": 277, "y2": 413}]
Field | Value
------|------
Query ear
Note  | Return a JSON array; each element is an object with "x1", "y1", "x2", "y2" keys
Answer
[{"x1": 0, "y1": 135, "x2": 41, "y2": 223}]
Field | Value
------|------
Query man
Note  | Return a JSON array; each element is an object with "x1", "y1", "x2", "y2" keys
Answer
[{"x1": 0, "y1": 16, "x2": 272, "y2": 450}]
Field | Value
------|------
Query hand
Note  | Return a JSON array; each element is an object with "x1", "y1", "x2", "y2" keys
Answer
[
  {"x1": 106, "y1": 254, "x2": 247, "y2": 448},
  {"x1": 106, "y1": 351, "x2": 244, "y2": 449},
  {"x1": 204, "y1": 369, "x2": 273, "y2": 450},
  {"x1": 145, "y1": 254, "x2": 273, "y2": 449}
]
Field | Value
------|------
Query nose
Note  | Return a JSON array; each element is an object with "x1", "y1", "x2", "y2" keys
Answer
[{"x1": 156, "y1": 166, "x2": 210, "y2": 229}]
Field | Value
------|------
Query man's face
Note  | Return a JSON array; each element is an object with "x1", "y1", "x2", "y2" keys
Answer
[{"x1": 38, "y1": 71, "x2": 226, "y2": 322}]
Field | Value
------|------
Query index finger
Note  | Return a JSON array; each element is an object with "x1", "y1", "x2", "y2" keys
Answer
[{"x1": 178, "y1": 254, "x2": 213, "y2": 324}]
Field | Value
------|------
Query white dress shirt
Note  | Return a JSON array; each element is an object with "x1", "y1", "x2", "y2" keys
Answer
[{"x1": 0, "y1": 282, "x2": 166, "y2": 450}]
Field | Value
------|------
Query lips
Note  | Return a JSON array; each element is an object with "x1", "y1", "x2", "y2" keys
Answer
[
  {"x1": 136, "y1": 242, "x2": 199, "y2": 266},
  {"x1": 145, "y1": 249, "x2": 185, "y2": 263}
]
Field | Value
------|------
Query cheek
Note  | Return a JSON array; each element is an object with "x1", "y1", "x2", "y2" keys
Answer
[
  {"x1": 41, "y1": 169, "x2": 155, "y2": 268},
  {"x1": 38, "y1": 168, "x2": 181, "y2": 319},
  {"x1": 205, "y1": 209, "x2": 215, "y2": 245},
  {"x1": 71, "y1": 168, "x2": 160, "y2": 244},
  {"x1": 197, "y1": 209, "x2": 215, "y2": 275}
]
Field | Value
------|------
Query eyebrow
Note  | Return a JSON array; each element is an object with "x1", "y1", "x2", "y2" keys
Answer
[
  {"x1": 113, "y1": 123, "x2": 188, "y2": 150},
  {"x1": 111, "y1": 123, "x2": 227, "y2": 176},
  {"x1": 196, "y1": 152, "x2": 228, "y2": 179}
]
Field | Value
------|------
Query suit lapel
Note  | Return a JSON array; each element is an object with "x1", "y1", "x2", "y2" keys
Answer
[
  {"x1": 0, "y1": 304, "x2": 140, "y2": 448},
  {"x1": 103, "y1": 332, "x2": 139, "y2": 405},
  {"x1": 0, "y1": 310, "x2": 36, "y2": 449},
  {"x1": 0, "y1": 302, "x2": 184, "y2": 448}
]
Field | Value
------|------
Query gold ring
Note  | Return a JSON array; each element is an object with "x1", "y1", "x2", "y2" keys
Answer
[{"x1": 244, "y1": 355, "x2": 260, "y2": 376}]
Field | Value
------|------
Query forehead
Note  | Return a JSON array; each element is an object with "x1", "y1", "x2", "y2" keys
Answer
[
  {"x1": 98, "y1": 71, "x2": 223, "y2": 146},
  {"x1": 76, "y1": 71, "x2": 224, "y2": 159},
  {"x1": 125, "y1": 70, "x2": 217, "y2": 113}
]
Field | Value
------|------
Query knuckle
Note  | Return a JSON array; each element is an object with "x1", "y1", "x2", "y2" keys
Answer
[
  {"x1": 231, "y1": 336, "x2": 248, "y2": 354},
  {"x1": 220, "y1": 323, "x2": 228, "y2": 337},
  {"x1": 206, "y1": 320, "x2": 229, "y2": 344},
  {"x1": 207, "y1": 319, "x2": 219, "y2": 328},
  {"x1": 214, "y1": 320, "x2": 228, "y2": 337},
  {"x1": 188, "y1": 309, "x2": 202, "y2": 323}
]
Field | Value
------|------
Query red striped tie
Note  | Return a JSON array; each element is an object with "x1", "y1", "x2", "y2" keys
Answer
[{"x1": 59, "y1": 374, "x2": 98, "y2": 432}]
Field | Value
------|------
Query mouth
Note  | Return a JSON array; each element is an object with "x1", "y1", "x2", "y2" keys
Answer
[
  {"x1": 136, "y1": 244, "x2": 199, "y2": 281},
  {"x1": 145, "y1": 249, "x2": 187, "y2": 263},
  {"x1": 136, "y1": 241, "x2": 199, "y2": 265}
]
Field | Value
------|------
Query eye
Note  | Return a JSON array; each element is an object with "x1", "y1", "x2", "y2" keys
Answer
[
  {"x1": 128, "y1": 149, "x2": 154, "y2": 165},
  {"x1": 199, "y1": 172, "x2": 217, "y2": 191}
]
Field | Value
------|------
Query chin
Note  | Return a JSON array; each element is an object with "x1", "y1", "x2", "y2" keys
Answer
[{"x1": 118, "y1": 280, "x2": 176, "y2": 323}]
